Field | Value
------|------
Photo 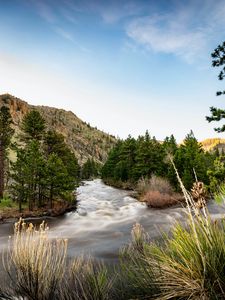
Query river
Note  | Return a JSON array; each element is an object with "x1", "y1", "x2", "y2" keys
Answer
[{"x1": 1, "y1": 179, "x2": 225, "y2": 263}]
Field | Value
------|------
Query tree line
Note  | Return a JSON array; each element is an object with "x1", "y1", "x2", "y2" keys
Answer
[{"x1": 102, "y1": 130, "x2": 222, "y2": 192}]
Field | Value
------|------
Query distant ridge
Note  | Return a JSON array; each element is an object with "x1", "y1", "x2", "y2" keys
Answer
[
  {"x1": 0, "y1": 93, "x2": 117, "y2": 164},
  {"x1": 200, "y1": 138, "x2": 225, "y2": 153}
]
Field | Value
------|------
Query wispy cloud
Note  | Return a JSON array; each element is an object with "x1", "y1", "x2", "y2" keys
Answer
[
  {"x1": 97, "y1": 1, "x2": 142, "y2": 24},
  {"x1": 29, "y1": 1, "x2": 89, "y2": 52},
  {"x1": 33, "y1": 0, "x2": 56, "y2": 24},
  {"x1": 54, "y1": 27, "x2": 74, "y2": 42},
  {"x1": 54, "y1": 26, "x2": 90, "y2": 52},
  {"x1": 126, "y1": 0, "x2": 225, "y2": 63}
]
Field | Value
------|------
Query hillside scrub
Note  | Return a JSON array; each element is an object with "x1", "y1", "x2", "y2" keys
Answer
[{"x1": 0, "y1": 94, "x2": 117, "y2": 165}]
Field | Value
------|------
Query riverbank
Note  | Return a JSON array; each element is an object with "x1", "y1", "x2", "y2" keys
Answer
[
  {"x1": 0, "y1": 200, "x2": 77, "y2": 223},
  {"x1": 103, "y1": 177, "x2": 184, "y2": 208}
]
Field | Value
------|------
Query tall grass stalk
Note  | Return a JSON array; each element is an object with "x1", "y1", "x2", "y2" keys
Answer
[
  {"x1": 120, "y1": 158, "x2": 225, "y2": 299},
  {"x1": 62, "y1": 256, "x2": 113, "y2": 300},
  {"x1": 4, "y1": 218, "x2": 68, "y2": 300}
]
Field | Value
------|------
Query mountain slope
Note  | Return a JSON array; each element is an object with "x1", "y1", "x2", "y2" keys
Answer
[
  {"x1": 0, "y1": 94, "x2": 117, "y2": 164},
  {"x1": 200, "y1": 138, "x2": 225, "y2": 153}
]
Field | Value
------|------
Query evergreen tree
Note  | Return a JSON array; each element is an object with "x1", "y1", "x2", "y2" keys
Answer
[
  {"x1": 21, "y1": 110, "x2": 45, "y2": 141},
  {"x1": 44, "y1": 130, "x2": 66, "y2": 156},
  {"x1": 133, "y1": 132, "x2": 165, "y2": 180},
  {"x1": 11, "y1": 144, "x2": 46, "y2": 211},
  {"x1": 117, "y1": 135, "x2": 137, "y2": 180},
  {"x1": 45, "y1": 153, "x2": 74, "y2": 208},
  {"x1": 101, "y1": 141, "x2": 122, "y2": 180},
  {"x1": 207, "y1": 154, "x2": 225, "y2": 192},
  {"x1": 10, "y1": 148, "x2": 27, "y2": 212},
  {"x1": 11, "y1": 111, "x2": 80, "y2": 211},
  {"x1": 0, "y1": 106, "x2": 14, "y2": 199},
  {"x1": 44, "y1": 130, "x2": 80, "y2": 182},
  {"x1": 206, "y1": 41, "x2": 225, "y2": 132},
  {"x1": 82, "y1": 158, "x2": 99, "y2": 179},
  {"x1": 174, "y1": 131, "x2": 210, "y2": 189}
]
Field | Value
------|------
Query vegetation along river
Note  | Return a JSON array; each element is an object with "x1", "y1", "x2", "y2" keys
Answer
[{"x1": 0, "y1": 179, "x2": 225, "y2": 263}]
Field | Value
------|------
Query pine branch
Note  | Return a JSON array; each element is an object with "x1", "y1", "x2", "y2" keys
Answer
[{"x1": 206, "y1": 107, "x2": 225, "y2": 122}]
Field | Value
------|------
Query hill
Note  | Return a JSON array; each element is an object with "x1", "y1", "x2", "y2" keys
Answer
[
  {"x1": 200, "y1": 138, "x2": 225, "y2": 153},
  {"x1": 0, "y1": 94, "x2": 117, "y2": 164}
]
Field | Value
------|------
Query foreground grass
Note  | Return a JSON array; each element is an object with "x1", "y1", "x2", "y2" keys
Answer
[{"x1": 1, "y1": 167, "x2": 225, "y2": 299}]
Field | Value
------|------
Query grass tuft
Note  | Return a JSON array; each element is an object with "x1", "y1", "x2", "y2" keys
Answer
[{"x1": 4, "y1": 218, "x2": 67, "y2": 300}]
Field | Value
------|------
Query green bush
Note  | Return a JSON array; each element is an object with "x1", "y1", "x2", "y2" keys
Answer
[{"x1": 0, "y1": 196, "x2": 14, "y2": 208}]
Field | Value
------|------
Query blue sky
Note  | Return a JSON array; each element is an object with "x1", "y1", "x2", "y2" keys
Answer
[{"x1": 0, "y1": 0, "x2": 225, "y2": 142}]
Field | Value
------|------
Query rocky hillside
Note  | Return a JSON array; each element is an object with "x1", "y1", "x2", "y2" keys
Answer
[
  {"x1": 201, "y1": 138, "x2": 225, "y2": 153},
  {"x1": 0, "y1": 94, "x2": 117, "y2": 164}
]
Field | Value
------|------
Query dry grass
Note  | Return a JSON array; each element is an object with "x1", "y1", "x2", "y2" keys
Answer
[
  {"x1": 3, "y1": 218, "x2": 113, "y2": 300},
  {"x1": 4, "y1": 218, "x2": 67, "y2": 300},
  {"x1": 62, "y1": 257, "x2": 113, "y2": 300}
]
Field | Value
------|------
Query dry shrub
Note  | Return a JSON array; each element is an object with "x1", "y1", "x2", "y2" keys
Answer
[
  {"x1": 137, "y1": 175, "x2": 182, "y2": 208},
  {"x1": 4, "y1": 218, "x2": 67, "y2": 300},
  {"x1": 137, "y1": 175, "x2": 173, "y2": 196},
  {"x1": 141, "y1": 190, "x2": 180, "y2": 208}
]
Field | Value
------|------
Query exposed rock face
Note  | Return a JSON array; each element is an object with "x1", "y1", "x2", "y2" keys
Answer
[{"x1": 0, "y1": 94, "x2": 117, "y2": 164}]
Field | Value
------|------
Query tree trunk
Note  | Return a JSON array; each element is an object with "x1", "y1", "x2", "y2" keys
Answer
[
  {"x1": 19, "y1": 196, "x2": 22, "y2": 213},
  {"x1": 0, "y1": 141, "x2": 4, "y2": 199},
  {"x1": 50, "y1": 186, "x2": 53, "y2": 209}
]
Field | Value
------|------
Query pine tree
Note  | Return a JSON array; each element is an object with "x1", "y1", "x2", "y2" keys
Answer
[
  {"x1": 133, "y1": 131, "x2": 165, "y2": 180},
  {"x1": 174, "y1": 131, "x2": 210, "y2": 189},
  {"x1": 21, "y1": 110, "x2": 45, "y2": 141},
  {"x1": 45, "y1": 153, "x2": 74, "y2": 208},
  {"x1": 206, "y1": 41, "x2": 225, "y2": 132},
  {"x1": 11, "y1": 148, "x2": 29, "y2": 212},
  {"x1": 101, "y1": 141, "x2": 123, "y2": 180},
  {"x1": 0, "y1": 106, "x2": 14, "y2": 199},
  {"x1": 11, "y1": 111, "x2": 80, "y2": 211},
  {"x1": 44, "y1": 130, "x2": 80, "y2": 182}
]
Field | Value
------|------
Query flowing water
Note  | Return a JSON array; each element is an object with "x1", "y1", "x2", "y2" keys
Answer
[{"x1": 1, "y1": 179, "x2": 225, "y2": 263}]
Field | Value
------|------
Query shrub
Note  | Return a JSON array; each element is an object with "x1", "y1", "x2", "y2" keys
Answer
[
  {"x1": 137, "y1": 175, "x2": 182, "y2": 208},
  {"x1": 137, "y1": 175, "x2": 174, "y2": 195},
  {"x1": 141, "y1": 190, "x2": 180, "y2": 208}
]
